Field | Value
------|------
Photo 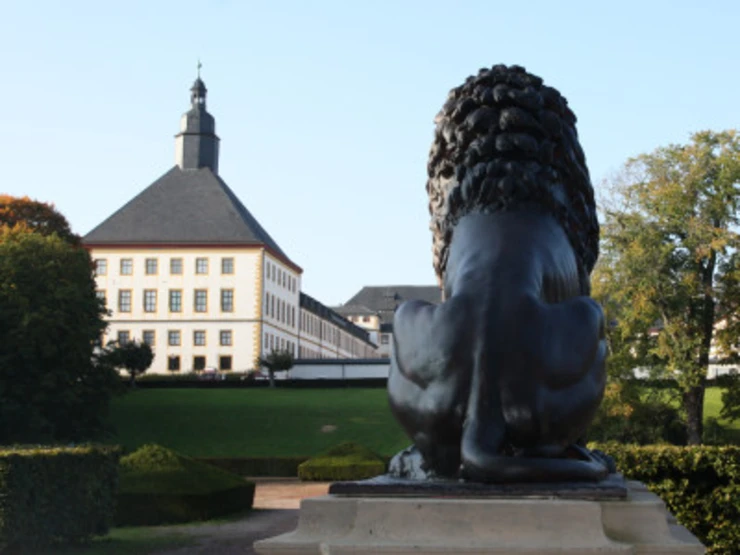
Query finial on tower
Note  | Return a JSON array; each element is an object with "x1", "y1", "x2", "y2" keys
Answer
[{"x1": 197, "y1": 59, "x2": 202, "y2": 79}]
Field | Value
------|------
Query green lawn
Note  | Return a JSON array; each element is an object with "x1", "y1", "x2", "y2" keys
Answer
[
  {"x1": 108, "y1": 388, "x2": 409, "y2": 457},
  {"x1": 12, "y1": 527, "x2": 194, "y2": 555},
  {"x1": 107, "y1": 386, "x2": 740, "y2": 459}
]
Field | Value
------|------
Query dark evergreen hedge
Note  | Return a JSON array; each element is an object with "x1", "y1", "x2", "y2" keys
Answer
[
  {"x1": 115, "y1": 444, "x2": 255, "y2": 526},
  {"x1": 298, "y1": 442, "x2": 386, "y2": 481},
  {"x1": 0, "y1": 445, "x2": 121, "y2": 550},
  {"x1": 115, "y1": 484, "x2": 255, "y2": 526},
  {"x1": 594, "y1": 443, "x2": 740, "y2": 554},
  {"x1": 198, "y1": 456, "x2": 309, "y2": 477}
]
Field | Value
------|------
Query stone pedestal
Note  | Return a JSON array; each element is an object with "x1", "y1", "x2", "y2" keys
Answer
[{"x1": 254, "y1": 481, "x2": 704, "y2": 554}]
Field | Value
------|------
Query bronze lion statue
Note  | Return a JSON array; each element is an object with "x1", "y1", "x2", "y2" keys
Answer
[{"x1": 387, "y1": 64, "x2": 609, "y2": 483}]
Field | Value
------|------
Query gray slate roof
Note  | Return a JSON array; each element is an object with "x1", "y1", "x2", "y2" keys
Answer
[
  {"x1": 332, "y1": 304, "x2": 377, "y2": 317},
  {"x1": 83, "y1": 166, "x2": 296, "y2": 266},
  {"x1": 342, "y1": 285, "x2": 442, "y2": 325}
]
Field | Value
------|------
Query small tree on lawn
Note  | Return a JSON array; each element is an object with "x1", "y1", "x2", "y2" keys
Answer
[
  {"x1": 255, "y1": 349, "x2": 294, "y2": 388},
  {"x1": 103, "y1": 340, "x2": 154, "y2": 388}
]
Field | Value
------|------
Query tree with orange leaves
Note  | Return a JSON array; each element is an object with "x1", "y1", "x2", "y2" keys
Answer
[{"x1": 0, "y1": 194, "x2": 79, "y2": 245}]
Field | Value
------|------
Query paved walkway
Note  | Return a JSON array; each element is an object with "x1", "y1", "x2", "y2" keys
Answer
[{"x1": 155, "y1": 479, "x2": 330, "y2": 555}]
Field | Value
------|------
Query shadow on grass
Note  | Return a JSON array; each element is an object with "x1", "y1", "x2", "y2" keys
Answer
[{"x1": 9, "y1": 510, "x2": 259, "y2": 555}]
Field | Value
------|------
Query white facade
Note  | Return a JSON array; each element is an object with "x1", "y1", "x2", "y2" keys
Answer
[
  {"x1": 92, "y1": 246, "x2": 264, "y2": 373},
  {"x1": 261, "y1": 253, "x2": 301, "y2": 358},
  {"x1": 91, "y1": 246, "x2": 378, "y2": 374}
]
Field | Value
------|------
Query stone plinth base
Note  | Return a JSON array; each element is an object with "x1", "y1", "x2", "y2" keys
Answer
[{"x1": 254, "y1": 481, "x2": 704, "y2": 554}]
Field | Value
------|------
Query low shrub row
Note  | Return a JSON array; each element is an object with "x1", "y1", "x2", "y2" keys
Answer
[
  {"x1": 198, "y1": 456, "x2": 309, "y2": 477},
  {"x1": 594, "y1": 443, "x2": 740, "y2": 554},
  {"x1": 0, "y1": 444, "x2": 121, "y2": 550},
  {"x1": 116, "y1": 444, "x2": 255, "y2": 526},
  {"x1": 298, "y1": 442, "x2": 386, "y2": 481},
  {"x1": 132, "y1": 377, "x2": 389, "y2": 389}
]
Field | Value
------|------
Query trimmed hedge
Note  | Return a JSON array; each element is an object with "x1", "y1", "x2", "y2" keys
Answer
[
  {"x1": 593, "y1": 443, "x2": 740, "y2": 554},
  {"x1": 0, "y1": 444, "x2": 121, "y2": 550},
  {"x1": 298, "y1": 442, "x2": 386, "y2": 481},
  {"x1": 198, "y1": 456, "x2": 309, "y2": 477},
  {"x1": 115, "y1": 444, "x2": 255, "y2": 526}
]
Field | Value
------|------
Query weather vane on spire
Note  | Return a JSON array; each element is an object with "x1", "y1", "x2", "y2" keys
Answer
[{"x1": 197, "y1": 59, "x2": 202, "y2": 78}]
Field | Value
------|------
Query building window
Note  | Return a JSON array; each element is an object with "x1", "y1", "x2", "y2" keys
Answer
[
  {"x1": 264, "y1": 334, "x2": 269, "y2": 349},
  {"x1": 193, "y1": 330, "x2": 206, "y2": 346},
  {"x1": 381, "y1": 334, "x2": 390, "y2": 345},
  {"x1": 145, "y1": 258, "x2": 158, "y2": 275},
  {"x1": 220, "y1": 330, "x2": 232, "y2": 346},
  {"x1": 143, "y1": 289, "x2": 157, "y2": 312},
  {"x1": 194, "y1": 290, "x2": 208, "y2": 312},
  {"x1": 278, "y1": 269, "x2": 282, "y2": 286},
  {"x1": 193, "y1": 356, "x2": 206, "y2": 371},
  {"x1": 170, "y1": 258, "x2": 183, "y2": 275},
  {"x1": 95, "y1": 259, "x2": 107, "y2": 276},
  {"x1": 195, "y1": 257, "x2": 208, "y2": 275},
  {"x1": 96, "y1": 290, "x2": 106, "y2": 305},
  {"x1": 362, "y1": 316, "x2": 370, "y2": 322},
  {"x1": 117, "y1": 330, "x2": 130, "y2": 345},
  {"x1": 167, "y1": 356, "x2": 180, "y2": 371},
  {"x1": 169, "y1": 289, "x2": 182, "y2": 312},
  {"x1": 219, "y1": 355, "x2": 232, "y2": 371},
  {"x1": 120, "y1": 258, "x2": 133, "y2": 275},
  {"x1": 142, "y1": 330, "x2": 155, "y2": 346},
  {"x1": 221, "y1": 289, "x2": 234, "y2": 312},
  {"x1": 265, "y1": 292, "x2": 270, "y2": 316},
  {"x1": 118, "y1": 290, "x2": 132, "y2": 313},
  {"x1": 221, "y1": 257, "x2": 234, "y2": 274},
  {"x1": 168, "y1": 330, "x2": 181, "y2": 346}
]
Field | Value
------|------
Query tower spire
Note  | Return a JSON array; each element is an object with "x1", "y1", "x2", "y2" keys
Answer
[{"x1": 175, "y1": 69, "x2": 220, "y2": 173}]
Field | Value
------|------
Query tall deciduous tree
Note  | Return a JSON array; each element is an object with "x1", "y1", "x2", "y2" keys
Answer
[
  {"x1": 0, "y1": 226, "x2": 119, "y2": 443},
  {"x1": 0, "y1": 195, "x2": 79, "y2": 245},
  {"x1": 594, "y1": 130, "x2": 740, "y2": 444},
  {"x1": 255, "y1": 349, "x2": 294, "y2": 388}
]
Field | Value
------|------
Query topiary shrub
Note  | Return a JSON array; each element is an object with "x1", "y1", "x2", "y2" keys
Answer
[
  {"x1": 0, "y1": 444, "x2": 121, "y2": 550},
  {"x1": 593, "y1": 443, "x2": 740, "y2": 554},
  {"x1": 298, "y1": 442, "x2": 386, "y2": 481},
  {"x1": 115, "y1": 444, "x2": 255, "y2": 526}
]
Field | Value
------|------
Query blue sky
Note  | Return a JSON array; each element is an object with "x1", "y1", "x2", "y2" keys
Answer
[{"x1": 2, "y1": 1, "x2": 738, "y2": 305}]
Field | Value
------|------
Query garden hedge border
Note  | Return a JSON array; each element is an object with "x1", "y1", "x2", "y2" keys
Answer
[
  {"x1": 0, "y1": 444, "x2": 121, "y2": 549},
  {"x1": 115, "y1": 483, "x2": 256, "y2": 526},
  {"x1": 594, "y1": 443, "x2": 740, "y2": 554}
]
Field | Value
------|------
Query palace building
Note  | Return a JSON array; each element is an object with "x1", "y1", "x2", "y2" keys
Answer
[
  {"x1": 333, "y1": 285, "x2": 442, "y2": 357},
  {"x1": 83, "y1": 74, "x2": 377, "y2": 373}
]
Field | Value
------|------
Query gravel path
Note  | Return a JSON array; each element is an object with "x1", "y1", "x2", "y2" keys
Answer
[{"x1": 153, "y1": 480, "x2": 330, "y2": 555}]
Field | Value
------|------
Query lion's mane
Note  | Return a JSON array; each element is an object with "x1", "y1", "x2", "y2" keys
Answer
[{"x1": 427, "y1": 64, "x2": 599, "y2": 293}]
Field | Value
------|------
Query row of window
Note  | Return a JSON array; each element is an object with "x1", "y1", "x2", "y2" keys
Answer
[
  {"x1": 95, "y1": 257, "x2": 235, "y2": 277},
  {"x1": 265, "y1": 292, "x2": 296, "y2": 326},
  {"x1": 300, "y1": 310, "x2": 375, "y2": 355},
  {"x1": 348, "y1": 315, "x2": 374, "y2": 323},
  {"x1": 263, "y1": 333, "x2": 296, "y2": 355},
  {"x1": 167, "y1": 355, "x2": 232, "y2": 372},
  {"x1": 265, "y1": 260, "x2": 296, "y2": 292},
  {"x1": 99, "y1": 289, "x2": 234, "y2": 313},
  {"x1": 299, "y1": 345, "x2": 321, "y2": 359},
  {"x1": 116, "y1": 329, "x2": 233, "y2": 347}
]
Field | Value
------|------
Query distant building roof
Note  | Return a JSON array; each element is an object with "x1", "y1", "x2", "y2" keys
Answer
[
  {"x1": 300, "y1": 292, "x2": 376, "y2": 346},
  {"x1": 83, "y1": 166, "x2": 301, "y2": 272},
  {"x1": 332, "y1": 304, "x2": 377, "y2": 317},
  {"x1": 343, "y1": 285, "x2": 442, "y2": 325}
]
